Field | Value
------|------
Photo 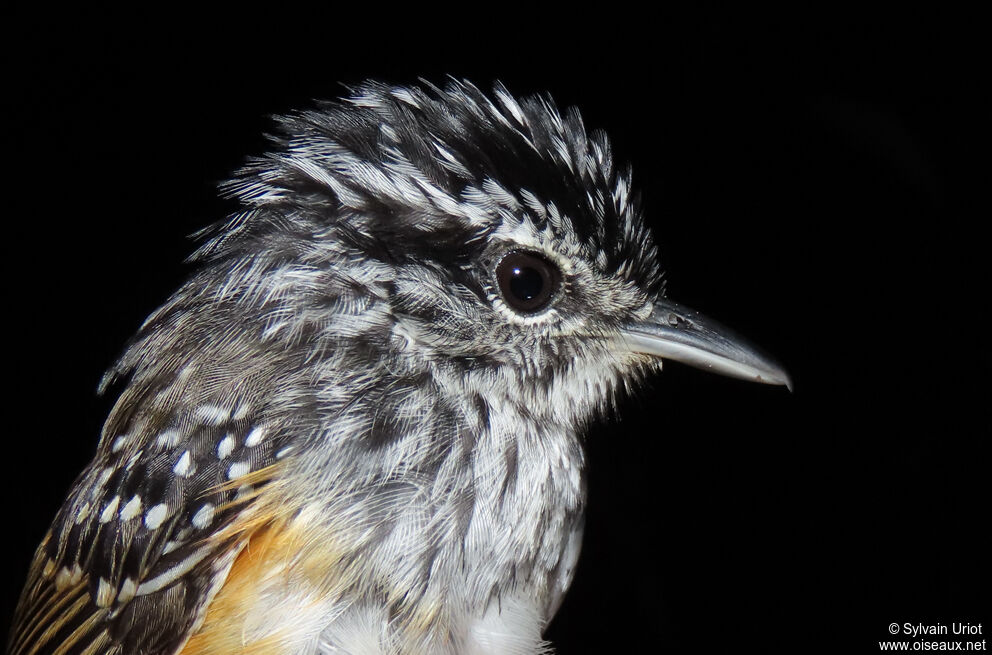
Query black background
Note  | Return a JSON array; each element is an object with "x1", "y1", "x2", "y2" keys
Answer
[{"x1": 4, "y1": 10, "x2": 987, "y2": 654}]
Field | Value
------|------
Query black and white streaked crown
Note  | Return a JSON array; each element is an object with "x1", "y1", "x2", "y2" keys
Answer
[{"x1": 197, "y1": 79, "x2": 662, "y2": 296}]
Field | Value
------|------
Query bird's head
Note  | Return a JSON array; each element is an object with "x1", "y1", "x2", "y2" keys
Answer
[{"x1": 119, "y1": 80, "x2": 786, "y2": 432}]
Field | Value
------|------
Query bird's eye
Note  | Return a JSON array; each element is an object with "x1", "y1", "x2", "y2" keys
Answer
[{"x1": 495, "y1": 251, "x2": 561, "y2": 314}]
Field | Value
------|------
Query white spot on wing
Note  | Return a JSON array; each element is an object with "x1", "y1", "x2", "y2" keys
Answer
[
  {"x1": 75, "y1": 502, "x2": 91, "y2": 524},
  {"x1": 191, "y1": 503, "x2": 214, "y2": 529},
  {"x1": 54, "y1": 567, "x2": 73, "y2": 591},
  {"x1": 173, "y1": 450, "x2": 192, "y2": 477},
  {"x1": 227, "y1": 461, "x2": 250, "y2": 480},
  {"x1": 144, "y1": 503, "x2": 170, "y2": 530},
  {"x1": 217, "y1": 435, "x2": 235, "y2": 460},
  {"x1": 118, "y1": 577, "x2": 137, "y2": 604},
  {"x1": 96, "y1": 577, "x2": 116, "y2": 607},
  {"x1": 111, "y1": 436, "x2": 128, "y2": 453},
  {"x1": 244, "y1": 425, "x2": 266, "y2": 447},
  {"x1": 120, "y1": 495, "x2": 142, "y2": 521},
  {"x1": 100, "y1": 496, "x2": 120, "y2": 523}
]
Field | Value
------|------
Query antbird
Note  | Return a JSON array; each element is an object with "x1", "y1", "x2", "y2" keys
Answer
[{"x1": 9, "y1": 80, "x2": 789, "y2": 655}]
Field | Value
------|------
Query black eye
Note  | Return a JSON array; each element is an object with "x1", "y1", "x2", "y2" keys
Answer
[{"x1": 495, "y1": 251, "x2": 561, "y2": 313}]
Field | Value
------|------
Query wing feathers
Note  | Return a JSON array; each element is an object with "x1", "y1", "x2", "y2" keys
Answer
[{"x1": 9, "y1": 411, "x2": 289, "y2": 655}]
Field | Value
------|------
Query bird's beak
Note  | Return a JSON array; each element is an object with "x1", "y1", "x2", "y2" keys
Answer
[{"x1": 620, "y1": 298, "x2": 792, "y2": 390}]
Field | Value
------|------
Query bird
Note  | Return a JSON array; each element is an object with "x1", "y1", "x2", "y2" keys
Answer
[{"x1": 8, "y1": 79, "x2": 789, "y2": 655}]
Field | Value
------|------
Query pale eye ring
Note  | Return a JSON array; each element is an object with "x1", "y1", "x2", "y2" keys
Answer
[{"x1": 494, "y1": 250, "x2": 561, "y2": 313}]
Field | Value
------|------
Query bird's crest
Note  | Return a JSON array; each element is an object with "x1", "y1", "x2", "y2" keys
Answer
[{"x1": 195, "y1": 79, "x2": 662, "y2": 296}]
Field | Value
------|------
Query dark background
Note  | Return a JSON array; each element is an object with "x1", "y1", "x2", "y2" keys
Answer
[{"x1": 4, "y1": 10, "x2": 987, "y2": 654}]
